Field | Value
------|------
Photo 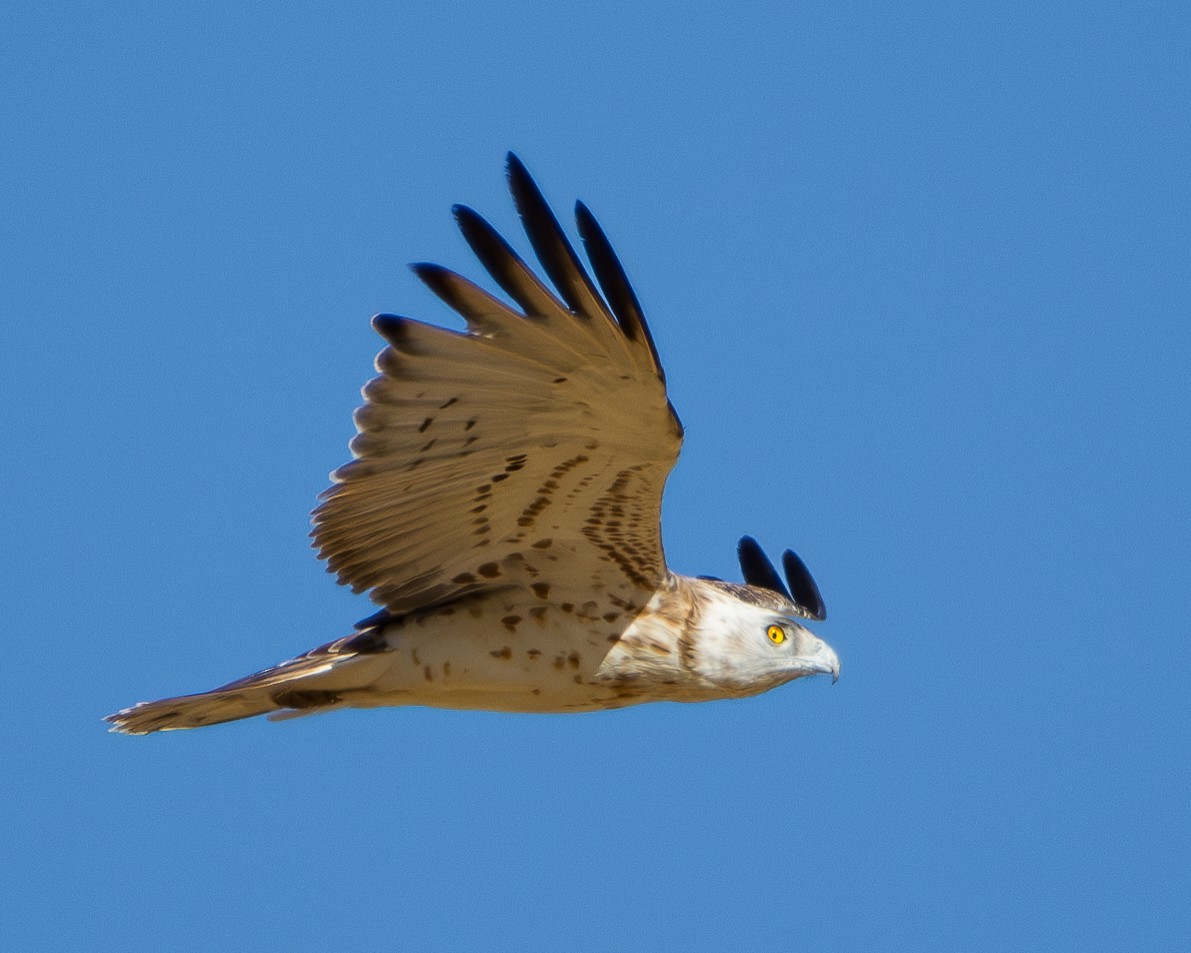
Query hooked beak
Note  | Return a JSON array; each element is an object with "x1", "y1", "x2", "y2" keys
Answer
[{"x1": 798, "y1": 640, "x2": 840, "y2": 684}]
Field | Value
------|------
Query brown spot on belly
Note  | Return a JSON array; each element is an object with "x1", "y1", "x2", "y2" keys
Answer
[
  {"x1": 527, "y1": 649, "x2": 542, "y2": 659},
  {"x1": 411, "y1": 648, "x2": 421, "y2": 665},
  {"x1": 531, "y1": 583, "x2": 550, "y2": 599},
  {"x1": 573, "y1": 674, "x2": 585, "y2": 684},
  {"x1": 443, "y1": 661, "x2": 452, "y2": 677},
  {"x1": 500, "y1": 615, "x2": 521, "y2": 632},
  {"x1": 602, "y1": 612, "x2": 621, "y2": 623},
  {"x1": 531, "y1": 538, "x2": 552, "y2": 549},
  {"x1": 423, "y1": 665, "x2": 434, "y2": 682},
  {"x1": 567, "y1": 651, "x2": 581, "y2": 670},
  {"x1": 528, "y1": 606, "x2": 547, "y2": 622},
  {"x1": 553, "y1": 655, "x2": 566, "y2": 670},
  {"x1": 478, "y1": 562, "x2": 500, "y2": 578},
  {"x1": 490, "y1": 646, "x2": 513, "y2": 660},
  {"x1": 452, "y1": 572, "x2": 476, "y2": 584}
]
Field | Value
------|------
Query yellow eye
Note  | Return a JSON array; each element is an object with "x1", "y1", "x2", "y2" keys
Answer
[{"x1": 767, "y1": 624, "x2": 786, "y2": 645}]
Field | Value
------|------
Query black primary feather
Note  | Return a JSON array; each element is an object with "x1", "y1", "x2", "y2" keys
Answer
[
  {"x1": 782, "y1": 549, "x2": 827, "y2": 621},
  {"x1": 737, "y1": 536, "x2": 792, "y2": 600},
  {"x1": 505, "y1": 153, "x2": 614, "y2": 323},
  {"x1": 574, "y1": 200, "x2": 665, "y2": 381},
  {"x1": 411, "y1": 261, "x2": 521, "y2": 327},
  {"x1": 451, "y1": 204, "x2": 563, "y2": 318}
]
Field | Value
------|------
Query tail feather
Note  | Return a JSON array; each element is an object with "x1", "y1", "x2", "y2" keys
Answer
[
  {"x1": 105, "y1": 631, "x2": 389, "y2": 735},
  {"x1": 104, "y1": 688, "x2": 289, "y2": 735}
]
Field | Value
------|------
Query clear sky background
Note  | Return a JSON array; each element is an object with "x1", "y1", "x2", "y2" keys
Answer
[{"x1": 4, "y1": 2, "x2": 1189, "y2": 951}]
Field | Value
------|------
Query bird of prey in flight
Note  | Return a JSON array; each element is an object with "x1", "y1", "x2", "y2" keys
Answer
[{"x1": 107, "y1": 155, "x2": 840, "y2": 734}]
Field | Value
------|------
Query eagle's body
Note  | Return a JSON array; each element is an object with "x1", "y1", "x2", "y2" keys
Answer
[
  {"x1": 364, "y1": 577, "x2": 702, "y2": 713},
  {"x1": 107, "y1": 156, "x2": 840, "y2": 735}
]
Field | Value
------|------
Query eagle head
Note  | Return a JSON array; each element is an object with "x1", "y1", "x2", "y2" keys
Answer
[
  {"x1": 687, "y1": 584, "x2": 840, "y2": 693},
  {"x1": 683, "y1": 537, "x2": 839, "y2": 694}
]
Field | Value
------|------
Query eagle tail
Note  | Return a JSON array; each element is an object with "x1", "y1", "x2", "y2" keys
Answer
[{"x1": 104, "y1": 630, "x2": 390, "y2": 735}]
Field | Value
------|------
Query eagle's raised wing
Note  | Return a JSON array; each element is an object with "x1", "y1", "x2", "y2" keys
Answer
[{"x1": 312, "y1": 155, "x2": 683, "y2": 614}]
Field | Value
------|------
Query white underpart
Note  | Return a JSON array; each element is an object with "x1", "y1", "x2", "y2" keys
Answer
[{"x1": 337, "y1": 576, "x2": 838, "y2": 713}]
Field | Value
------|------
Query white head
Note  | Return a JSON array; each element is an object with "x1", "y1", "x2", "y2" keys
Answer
[
  {"x1": 683, "y1": 537, "x2": 839, "y2": 694},
  {"x1": 687, "y1": 583, "x2": 840, "y2": 693}
]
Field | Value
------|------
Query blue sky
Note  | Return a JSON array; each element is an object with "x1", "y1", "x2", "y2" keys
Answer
[{"x1": 4, "y1": 2, "x2": 1189, "y2": 950}]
